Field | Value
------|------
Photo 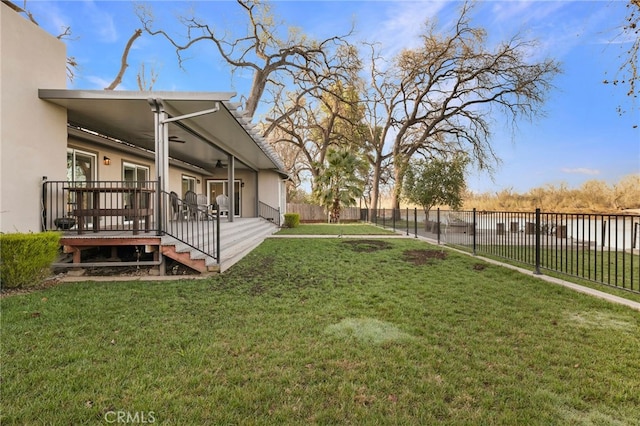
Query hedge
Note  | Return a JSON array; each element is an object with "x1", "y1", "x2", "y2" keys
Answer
[
  {"x1": 0, "y1": 232, "x2": 61, "y2": 289},
  {"x1": 283, "y1": 213, "x2": 300, "y2": 228}
]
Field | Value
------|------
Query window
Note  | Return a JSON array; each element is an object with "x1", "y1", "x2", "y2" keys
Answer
[
  {"x1": 123, "y1": 162, "x2": 150, "y2": 218},
  {"x1": 67, "y1": 148, "x2": 96, "y2": 183},
  {"x1": 123, "y1": 162, "x2": 149, "y2": 186},
  {"x1": 182, "y1": 175, "x2": 197, "y2": 197}
]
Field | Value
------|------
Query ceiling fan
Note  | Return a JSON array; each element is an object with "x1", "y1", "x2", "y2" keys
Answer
[
  {"x1": 138, "y1": 133, "x2": 186, "y2": 143},
  {"x1": 215, "y1": 160, "x2": 227, "y2": 168}
]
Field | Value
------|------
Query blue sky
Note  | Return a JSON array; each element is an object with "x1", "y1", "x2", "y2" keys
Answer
[{"x1": 27, "y1": 0, "x2": 639, "y2": 194}]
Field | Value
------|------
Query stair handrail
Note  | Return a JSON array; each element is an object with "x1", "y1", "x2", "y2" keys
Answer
[
  {"x1": 258, "y1": 201, "x2": 281, "y2": 227},
  {"x1": 160, "y1": 190, "x2": 220, "y2": 264}
]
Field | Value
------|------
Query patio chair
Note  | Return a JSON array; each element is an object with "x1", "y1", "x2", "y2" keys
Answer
[
  {"x1": 169, "y1": 191, "x2": 181, "y2": 220},
  {"x1": 184, "y1": 190, "x2": 199, "y2": 220},
  {"x1": 215, "y1": 194, "x2": 230, "y2": 216},
  {"x1": 196, "y1": 194, "x2": 209, "y2": 219}
]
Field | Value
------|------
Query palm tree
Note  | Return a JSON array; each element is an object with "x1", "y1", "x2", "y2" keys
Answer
[{"x1": 313, "y1": 149, "x2": 367, "y2": 223}]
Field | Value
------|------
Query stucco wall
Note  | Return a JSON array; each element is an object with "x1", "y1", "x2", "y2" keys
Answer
[
  {"x1": 68, "y1": 134, "x2": 263, "y2": 218},
  {"x1": 258, "y1": 170, "x2": 286, "y2": 217},
  {"x1": 1, "y1": 4, "x2": 67, "y2": 233}
]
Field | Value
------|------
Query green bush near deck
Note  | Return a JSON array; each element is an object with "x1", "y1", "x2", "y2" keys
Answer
[
  {"x1": 283, "y1": 213, "x2": 300, "y2": 228},
  {"x1": 0, "y1": 232, "x2": 60, "y2": 289}
]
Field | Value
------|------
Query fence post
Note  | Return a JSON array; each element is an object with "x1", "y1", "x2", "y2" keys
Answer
[
  {"x1": 406, "y1": 207, "x2": 409, "y2": 236},
  {"x1": 393, "y1": 207, "x2": 396, "y2": 231},
  {"x1": 437, "y1": 208, "x2": 441, "y2": 244},
  {"x1": 41, "y1": 179, "x2": 48, "y2": 232},
  {"x1": 414, "y1": 208, "x2": 418, "y2": 238},
  {"x1": 472, "y1": 208, "x2": 477, "y2": 255},
  {"x1": 534, "y1": 208, "x2": 542, "y2": 275}
]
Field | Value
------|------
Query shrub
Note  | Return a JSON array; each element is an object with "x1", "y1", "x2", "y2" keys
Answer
[
  {"x1": 0, "y1": 232, "x2": 60, "y2": 289},
  {"x1": 283, "y1": 213, "x2": 300, "y2": 228}
]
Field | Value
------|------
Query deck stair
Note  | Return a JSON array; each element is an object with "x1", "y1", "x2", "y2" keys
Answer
[{"x1": 160, "y1": 217, "x2": 279, "y2": 273}]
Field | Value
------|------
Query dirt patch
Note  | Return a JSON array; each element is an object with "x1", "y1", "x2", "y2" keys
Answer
[
  {"x1": 402, "y1": 249, "x2": 448, "y2": 265},
  {"x1": 472, "y1": 263, "x2": 487, "y2": 271},
  {"x1": 342, "y1": 239, "x2": 392, "y2": 252},
  {"x1": 0, "y1": 275, "x2": 67, "y2": 299}
]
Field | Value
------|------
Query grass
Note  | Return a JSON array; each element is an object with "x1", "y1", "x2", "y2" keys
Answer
[
  {"x1": 276, "y1": 223, "x2": 396, "y2": 235},
  {"x1": 2, "y1": 238, "x2": 640, "y2": 424},
  {"x1": 452, "y1": 243, "x2": 640, "y2": 304}
]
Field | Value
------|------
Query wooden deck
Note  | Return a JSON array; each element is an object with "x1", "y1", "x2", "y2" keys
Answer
[{"x1": 55, "y1": 218, "x2": 278, "y2": 274}]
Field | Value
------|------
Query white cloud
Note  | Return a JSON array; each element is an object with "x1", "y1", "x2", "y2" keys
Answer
[
  {"x1": 362, "y1": 1, "x2": 449, "y2": 58},
  {"x1": 85, "y1": 75, "x2": 115, "y2": 90},
  {"x1": 82, "y1": 0, "x2": 118, "y2": 43},
  {"x1": 561, "y1": 167, "x2": 601, "y2": 175}
]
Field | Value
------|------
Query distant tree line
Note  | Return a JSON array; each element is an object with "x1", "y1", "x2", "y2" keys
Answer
[{"x1": 463, "y1": 174, "x2": 640, "y2": 213}]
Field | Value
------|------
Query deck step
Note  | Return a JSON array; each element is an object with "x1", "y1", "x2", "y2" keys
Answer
[{"x1": 160, "y1": 218, "x2": 278, "y2": 273}]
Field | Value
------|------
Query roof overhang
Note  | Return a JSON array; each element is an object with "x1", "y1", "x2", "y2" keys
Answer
[{"x1": 38, "y1": 89, "x2": 286, "y2": 175}]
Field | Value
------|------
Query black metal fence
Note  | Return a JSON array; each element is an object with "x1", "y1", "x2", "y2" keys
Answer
[{"x1": 365, "y1": 208, "x2": 640, "y2": 294}]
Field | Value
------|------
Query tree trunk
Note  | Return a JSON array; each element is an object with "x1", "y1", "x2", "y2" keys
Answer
[
  {"x1": 391, "y1": 162, "x2": 405, "y2": 219},
  {"x1": 369, "y1": 158, "x2": 382, "y2": 222}
]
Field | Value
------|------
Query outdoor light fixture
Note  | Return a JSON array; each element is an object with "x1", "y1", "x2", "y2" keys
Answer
[{"x1": 103, "y1": 156, "x2": 111, "y2": 166}]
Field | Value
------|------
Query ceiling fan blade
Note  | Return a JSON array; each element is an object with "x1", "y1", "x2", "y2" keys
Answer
[{"x1": 168, "y1": 135, "x2": 186, "y2": 143}]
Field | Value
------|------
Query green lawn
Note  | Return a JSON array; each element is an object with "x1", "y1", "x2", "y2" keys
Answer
[
  {"x1": 2, "y1": 238, "x2": 640, "y2": 424},
  {"x1": 276, "y1": 223, "x2": 396, "y2": 235}
]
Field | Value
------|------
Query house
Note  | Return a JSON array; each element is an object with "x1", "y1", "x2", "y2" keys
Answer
[{"x1": 0, "y1": 2, "x2": 287, "y2": 273}]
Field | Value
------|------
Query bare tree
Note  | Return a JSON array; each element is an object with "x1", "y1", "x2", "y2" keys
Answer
[
  {"x1": 263, "y1": 80, "x2": 365, "y2": 192},
  {"x1": 604, "y1": 0, "x2": 639, "y2": 109},
  {"x1": 361, "y1": 2, "x2": 561, "y2": 211},
  {"x1": 105, "y1": 29, "x2": 143, "y2": 90},
  {"x1": 137, "y1": 0, "x2": 356, "y2": 120},
  {"x1": 137, "y1": 63, "x2": 159, "y2": 91}
]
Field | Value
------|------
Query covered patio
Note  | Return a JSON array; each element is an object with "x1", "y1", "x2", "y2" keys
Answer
[{"x1": 39, "y1": 90, "x2": 286, "y2": 273}]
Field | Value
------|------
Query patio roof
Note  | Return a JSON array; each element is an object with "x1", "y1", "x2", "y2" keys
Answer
[{"x1": 38, "y1": 89, "x2": 286, "y2": 174}]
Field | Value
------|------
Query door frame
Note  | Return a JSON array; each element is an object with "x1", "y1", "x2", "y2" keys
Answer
[{"x1": 207, "y1": 179, "x2": 242, "y2": 217}]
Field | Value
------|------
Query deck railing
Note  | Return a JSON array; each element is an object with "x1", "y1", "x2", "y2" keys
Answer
[
  {"x1": 42, "y1": 181, "x2": 219, "y2": 264},
  {"x1": 365, "y1": 208, "x2": 640, "y2": 294},
  {"x1": 42, "y1": 180, "x2": 159, "y2": 234}
]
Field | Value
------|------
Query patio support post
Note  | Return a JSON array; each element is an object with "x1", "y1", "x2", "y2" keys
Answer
[
  {"x1": 149, "y1": 98, "x2": 170, "y2": 232},
  {"x1": 254, "y1": 172, "x2": 260, "y2": 217},
  {"x1": 227, "y1": 154, "x2": 235, "y2": 222}
]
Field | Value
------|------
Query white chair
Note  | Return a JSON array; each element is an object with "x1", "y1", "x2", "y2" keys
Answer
[
  {"x1": 196, "y1": 194, "x2": 209, "y2": 219},
  {"x1": 215, "y1": 194, "x2": 229, "y2": 216}
]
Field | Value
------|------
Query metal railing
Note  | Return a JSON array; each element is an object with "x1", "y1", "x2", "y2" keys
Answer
[
  {"x1": 42, "y1": 180, "x2": 219, "y2": 264},
  {"x1": 161, "y1": 190, "x2": 219, "y2": 264},
  {"x1": 42, "y1": 180, "x2": 159, "y2": 234},
  {"x1": 259, "y1": 201, "x2": 281, "y2": 227},
  {"x1": 365, "y1": 208, "x2": 640, "y2": 294}
]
